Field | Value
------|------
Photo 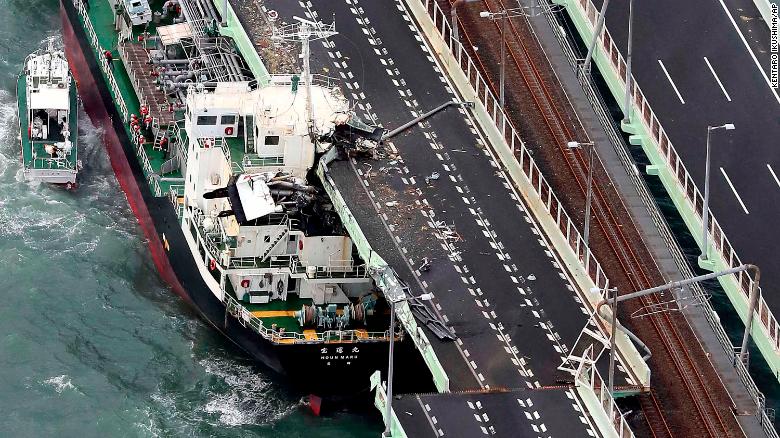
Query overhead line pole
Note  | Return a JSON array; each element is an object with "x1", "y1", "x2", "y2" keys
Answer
[
  {"x1": 622, "y1": 0, "x2": 634, "y2": 123},
  {"x1": 582, "y1": 0, "x2": 610, "y2": 75}
]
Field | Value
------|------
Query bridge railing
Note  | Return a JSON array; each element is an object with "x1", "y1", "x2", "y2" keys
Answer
[
  {"x1": 561, "y1": 0, "x2": 775, "y2": 353},
  {"x1": 536, "y1": 2, "x2": 778, "y2": 433},
  {"x1": 414, "y1": 0, "x2": 610, "y2": 293}
]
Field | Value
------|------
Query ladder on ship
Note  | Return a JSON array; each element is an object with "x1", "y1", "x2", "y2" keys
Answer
[
  {"x1": 244, "y1": 114, "x2": 255, "y2": 153},
  {"x1": 260, "y1": 228, "x2": 288, "y2": 262},
  {"x1": 152, "y1": 117, "x2": 166, "y2": 151}
]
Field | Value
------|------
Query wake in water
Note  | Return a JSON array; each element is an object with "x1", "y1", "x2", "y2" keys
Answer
[{"x1": 199, "y1": 357, "x2": 297, "y2": 427}]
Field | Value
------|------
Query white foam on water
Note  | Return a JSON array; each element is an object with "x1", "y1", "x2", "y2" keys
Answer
[
  {"x1": 199, "y1": 357, "x2": 296, "y2": 427},
  {"x1": 43, "y1": 374, "x2": 79, "y2": 394}
]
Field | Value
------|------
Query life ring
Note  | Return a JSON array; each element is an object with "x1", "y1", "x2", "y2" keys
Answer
[
  {"x1": 241, "y1": 278, "x2": 250, "y2": 288},
  {"x1": 209, "y1": 258, "x2": 217, "y2": 271},
  {"x1": 224, "y1": 126, "x2": 234, "y2": 136},
  {"x1": 298, "y1": 240, "x2": 303, "y2": 251},
  {"x1": 276, "y1": 279, "x2": 284, "y2": 294}
]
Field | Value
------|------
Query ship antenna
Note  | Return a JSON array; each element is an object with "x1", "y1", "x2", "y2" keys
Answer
[{"x1": 272, "y1": 16, "x2": 337, "y2": 142}]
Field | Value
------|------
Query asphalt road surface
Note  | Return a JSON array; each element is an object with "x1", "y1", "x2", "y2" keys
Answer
[{"x1": 589, "y1": 0, "x2": 780, "y2": 310}]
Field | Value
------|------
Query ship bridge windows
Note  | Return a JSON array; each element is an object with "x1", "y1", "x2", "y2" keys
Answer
[
  {"x1": 220, "y1": 115, "x2": 236, "y2": 125},
  {"x1": 264, "y1": 135, "x2": 280, "y2": 146},
  {"x1": 197, "y1": 115, "x2": 218, "y2": 126}
]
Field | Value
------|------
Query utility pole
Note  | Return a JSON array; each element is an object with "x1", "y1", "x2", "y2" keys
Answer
[
  {"x1": 622, "y1": 0, "x2": 634, "y2": 123},
  {"x1": 451, "y1": 0, "x2": 480, "y2": 42},
  {"x1": 700, "y1": 124, "x2": 735, "y2": 262},
  {"x1": 607, "y1": 287, "x2": 618, "y2": 415},
  {"x1": 582, "y1": 0, "x2": 610, "y2": 76},
  {"x1": 567, "y1": 141, "x2": 595, "y2": 247}
]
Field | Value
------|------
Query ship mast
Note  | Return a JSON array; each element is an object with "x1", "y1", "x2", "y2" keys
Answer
[{"x1": 273, "y1": 16, "x2": 336, "y2": 141}]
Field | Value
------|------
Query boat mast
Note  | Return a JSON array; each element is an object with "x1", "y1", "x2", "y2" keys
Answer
[{"x1": 272, "y1": 16, "x2": 336, "y2": 141}]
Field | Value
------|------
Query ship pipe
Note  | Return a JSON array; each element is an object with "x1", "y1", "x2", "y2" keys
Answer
[
  {"x1": 217, "y1": 51, "x2": 242, "y2": 81},
  {"x1": 151, "y1": 59, "x2": 190, "y2": 65},
  {"x1": 174, "y1": 72, "x2": 195, "y2": 83},
  {"x1": 160, "y1": 69, "x2": 190, "y2": 76}
]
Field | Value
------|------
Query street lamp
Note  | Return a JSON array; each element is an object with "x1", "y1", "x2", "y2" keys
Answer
[
  {"x1": 582, "y1": 0, "x2": 610, "y2": 76},
  {"x1": 383, "y1": 292, "x2": 433, "y2": 437},
  {"x1": 479, "y1": 10, "x2": 509, "y2": 107},
  {"x1": 700, "y1": 123, "x2": 735, "y2": 263},
  {"x1": 567, "y1": 141, "x2": 595, "y2": 248},
  {"x1": 451, "y1": 0, "x2": 480, "y2": 42}
]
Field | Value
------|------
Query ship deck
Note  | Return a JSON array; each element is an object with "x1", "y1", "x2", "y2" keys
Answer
[
  {"x1": 17, "y1": 74, "x2": 79, "y2": 171},
  {"x1": 77, "y1": 0, "x2": 185, "y2": 194}
]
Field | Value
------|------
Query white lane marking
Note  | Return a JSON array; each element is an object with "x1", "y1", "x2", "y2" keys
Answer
[
  {"x1": 720, "y1": 167, "x2": 749, "y2": 214},
  {"x1": 716, "y1": 0, "x2": 780, "y2": 105},
  {"x1": 768, "y1": 164, "x2": 780, "y2": 189},
  {"x1": 657, "y1": 60, "x2": 685, "y2": 104},
  {"x1": 703, "y1": 57, "x2": 731, "y2": 101}
]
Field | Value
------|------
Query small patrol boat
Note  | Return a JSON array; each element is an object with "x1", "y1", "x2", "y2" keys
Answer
[{"x1": 17, "y1": 42, "x2": 79, "y2": 187}]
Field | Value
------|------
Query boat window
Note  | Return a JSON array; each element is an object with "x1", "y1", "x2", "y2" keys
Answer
[
  {"x1": 220, "y1": 115, "x2": 236, "y2": 125},
  {"x1": 264, "y1": 135, "x2": 280, "y2": 146},
  {"x1": 197, "y1": 115, "x2": 218, "y2": 125}
]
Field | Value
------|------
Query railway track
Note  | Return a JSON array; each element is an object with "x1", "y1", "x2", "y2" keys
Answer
[
  {"x1": 639, "y1": 390, "x2": 674, "y2": 438},
  {"x1": 449, "y1": 0, "x2": 736, "y2": 436}
]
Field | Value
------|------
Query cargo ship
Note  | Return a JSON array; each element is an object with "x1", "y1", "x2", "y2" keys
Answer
[{"x1": 58, "y1": 0, "x2": 425, "y2": 395}]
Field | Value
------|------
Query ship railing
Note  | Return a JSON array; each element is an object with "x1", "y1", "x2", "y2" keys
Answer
[
  {"x1": 231, "y1": 161, "x2": 244, "y2": 175},
  {"x1": 229, "y1": 255, "x2": 295, "y2": 270},
  {"x1": 242, "y1": 154, "x2": 284, "y2": 169},
  {"x1": 197, "y1": 137, "x2": 231, "y2": 163},
  {"x1": 133, "y1": 136, "x2": 162, "y2": 196},
  {"x1": 28, "y1": 155, "x2": 77, "y2": 171},
  {"x1": 269, "y1": 73, "x2": 341, "y2": 90},
  {"x1": 291, "y1": 257, "x2": 370, "y2": 280},
  {"x1": 168, "y1": 184, "x2": 185, "y2": 218},
  {"x1": 71, "y1": 0, "x2": 129, "y2": 122},
  {"x1": 224, "y1": 293, "x2": 394, "y2": 344}
]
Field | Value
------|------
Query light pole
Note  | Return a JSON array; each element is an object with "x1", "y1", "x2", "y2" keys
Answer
[
  {"x1": 568, "y1": 141, "x2": 595, "y2": 247},
  {"x1": 479, "y1": 10, "x2": 508, "y2": 107},
  {"x1": 451, "y1": 0, "x2": 480, "y2": 42},
  {"x1": 582, "y1": 0, "x2": 610, "y2": 76},
  {"x1": 383, "y1": 292, "x2": 433, "y2": 437},
  {"x1": 700, "y1": 123, "x2": 735, "y2": 263},
  {"x1": 622, "y1": 0, "x2": 634, "y2": 124}
]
